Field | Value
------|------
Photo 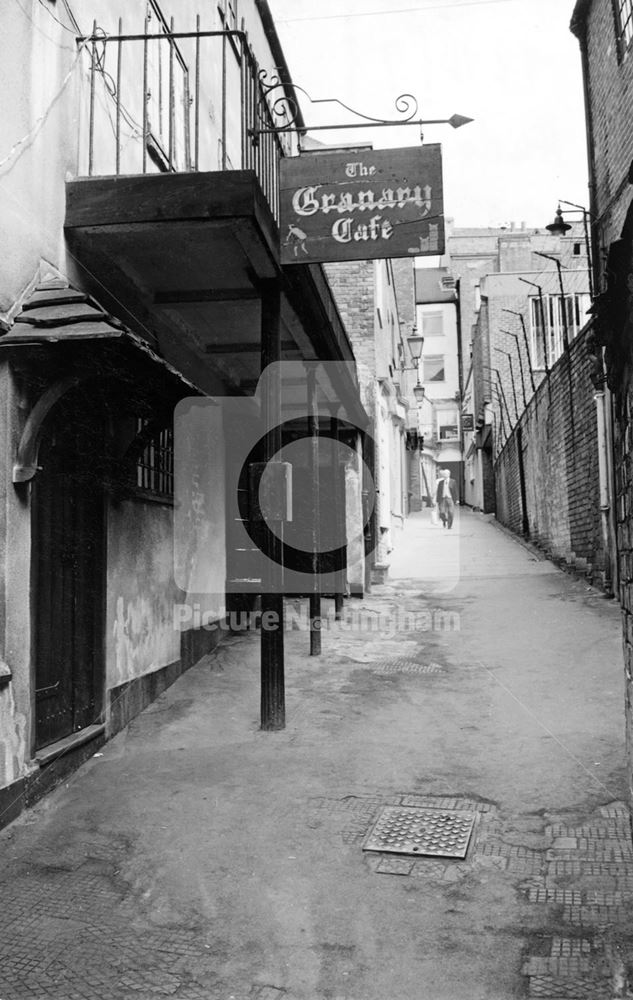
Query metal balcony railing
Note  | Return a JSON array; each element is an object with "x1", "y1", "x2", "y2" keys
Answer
[{"x1": 78, "y1": 18, "x2": 288, "y2": 223}]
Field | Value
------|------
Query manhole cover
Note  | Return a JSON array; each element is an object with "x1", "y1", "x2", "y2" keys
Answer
[{"x1": 363, "y1": 806, "x2": 477, "y2": 858}]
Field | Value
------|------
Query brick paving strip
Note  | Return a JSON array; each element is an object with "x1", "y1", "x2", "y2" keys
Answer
[
  {"x1": 308, "y1": 792, "x2": 633, "y2": 998},
  {"x1": 517, "y1": 802, "x2": 633, "y2": 999},
  {"x1": 1, "y1": 793, "x2": 630, "y2": 998}
]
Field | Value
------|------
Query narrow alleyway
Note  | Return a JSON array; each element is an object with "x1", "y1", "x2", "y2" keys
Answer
[{"x1": 0, "y1": 509, "x2": 628, "y2": 1000}]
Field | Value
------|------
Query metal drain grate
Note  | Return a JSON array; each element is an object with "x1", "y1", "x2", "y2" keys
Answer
[
  {"x1": 372, "y1": 659, "x2": 444, "y2": 675},
  {"x1": 363, "y1": 806, "x2": 477, "y2": 858}
]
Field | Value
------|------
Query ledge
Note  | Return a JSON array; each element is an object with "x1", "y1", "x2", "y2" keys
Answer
[{"x1": 35, "y1": 724, "x2": 105, "y2": 767}]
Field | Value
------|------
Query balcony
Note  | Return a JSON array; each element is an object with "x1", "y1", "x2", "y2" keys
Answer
[{"x1": 64, "y1": 21, "x2": 356, "y2": 396}]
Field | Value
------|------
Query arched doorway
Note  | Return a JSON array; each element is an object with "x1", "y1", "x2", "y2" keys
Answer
[{"x1": 31, "y1": 384, "x2": 106, "y2": 750}]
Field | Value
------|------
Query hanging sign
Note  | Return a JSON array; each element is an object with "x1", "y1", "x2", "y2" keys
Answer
[{"x1": 280, "y1": 144, "x2": 444, "y2": 265}]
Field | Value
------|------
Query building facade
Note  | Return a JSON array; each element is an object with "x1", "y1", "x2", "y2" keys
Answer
[
  {"x1": 433, "y1": 223, "x2": 591, "y2": 513},
  {"x1": 571, "y1": 0, "x2": 633, "y2": 804},
  {"x1": 414, "y1": 266, "x2": 462, "y2": 500},
  {"x1": 0, "y1": 0, "x2": 367, "y2": 826},
  {"x1": 325, "y1": 258, "x2": 410, "y2": 585}
]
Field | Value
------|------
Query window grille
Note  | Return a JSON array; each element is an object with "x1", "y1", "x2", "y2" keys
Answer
[{"x1": 134, "y1": 419, "x2": 174, "y2": 498}]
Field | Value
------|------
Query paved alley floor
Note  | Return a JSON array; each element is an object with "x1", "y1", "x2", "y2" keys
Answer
[{"x1": 0, "y1": 509, "x2": 630, "y2": 1000}]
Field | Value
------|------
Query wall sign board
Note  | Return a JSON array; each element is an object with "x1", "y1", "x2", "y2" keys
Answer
[{"x1": 280, "y1": 145, "x2": 444, "y2": 265}]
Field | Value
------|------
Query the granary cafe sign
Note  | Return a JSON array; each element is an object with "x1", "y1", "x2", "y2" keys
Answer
[{"x1": 279, "y1": 145, "x2": 444, "y2": 265}]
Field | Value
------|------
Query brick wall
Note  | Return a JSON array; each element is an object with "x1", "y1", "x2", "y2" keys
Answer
[
  {"x1": 572, "y1": 0, "x2": 633, "y2": 806},
  {"x1": 580, "y1": 0, "x2": 633, "y2": 248},
  {"x1": 494, "y1": 324, "x2": 609, "y2": 588},
  {"x1": 324, "y1": 261, "x2": 376, "y2": 411}
]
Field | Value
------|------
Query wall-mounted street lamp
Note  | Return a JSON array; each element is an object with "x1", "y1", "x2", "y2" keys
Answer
[
  {"x1": 405, "y1": 331, "x2": 426, "y2": 403},
  {"x1": 545, "y1": 205, "x2": 572, "y2": 236},
  {"x1": 545, "y1": 199, "x2": 594, "y2": 299}
]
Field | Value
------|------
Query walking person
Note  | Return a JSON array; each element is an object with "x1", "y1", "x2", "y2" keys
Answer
[{"x1": 435, "y1": 468, "x2": 458, "y2": 529}]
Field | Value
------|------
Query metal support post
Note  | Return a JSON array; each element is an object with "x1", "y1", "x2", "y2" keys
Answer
[
  {"x1": 308, "y1": 369, "x2": 322, "y2": 655},
  {"x1": 331, "y1": 412, "x2": 345, "y2": 621},
  {"x1": 260, "y1": 280, "x2": 285, "y2": 730}
]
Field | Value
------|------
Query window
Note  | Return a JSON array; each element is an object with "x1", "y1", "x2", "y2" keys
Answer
[
  {"x1": 615, "y1": 0, "x2": 633, "y2": 53},
  {"x1": 134, "y1": 419, "x2": 174, "y2": 498},
  {"x1": 529, "y1": 293, "x2": 591, "y2": 368},
  {"x1": 425, "y1": 356, "x2": 445, "y2": 382},
  {"x1": 437, "y1": 409, "x2": 460, "y2": 440},
  {"x1": 421, "y1": 311, "x2": 444, "y2": 337}
]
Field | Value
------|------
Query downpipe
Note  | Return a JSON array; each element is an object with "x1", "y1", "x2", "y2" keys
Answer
[{"x1": 594, "y1": 387, "x2": 617, "y2": 595}]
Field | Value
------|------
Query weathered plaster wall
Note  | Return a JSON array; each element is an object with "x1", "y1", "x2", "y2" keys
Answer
[
  {"x1": 107, "y1": 500, "x2": 181, "y2": 690},
  {"x1": 173, "y1": 399, "x2": 226, "y2": 616},
  {"x1": 0, "y1": 365, "x2": 33, "y2": 788},
  {"x1": 0, "y1": 686, "x2": 27, "y2": 788}
]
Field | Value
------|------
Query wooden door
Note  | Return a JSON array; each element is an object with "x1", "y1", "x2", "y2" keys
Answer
[{"x1": 32, "y1": 391, "x2": 105, "y2": 750}]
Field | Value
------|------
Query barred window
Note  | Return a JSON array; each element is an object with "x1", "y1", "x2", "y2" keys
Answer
[
  {"x1": 134, "y1": 419, "x2": 174, "y2": 498},
  {"x1": 615, "y1": 0, "x2": 633, "y2": 53}
]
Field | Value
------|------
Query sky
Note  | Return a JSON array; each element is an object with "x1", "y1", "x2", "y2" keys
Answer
[{"x1": 267, "y1": 0, "x2": 588, "y2": 229}]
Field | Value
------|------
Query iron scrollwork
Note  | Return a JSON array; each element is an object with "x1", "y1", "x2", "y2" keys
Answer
[{"x1": 253, "y1": 76, "x2": 421, "y2": 139}]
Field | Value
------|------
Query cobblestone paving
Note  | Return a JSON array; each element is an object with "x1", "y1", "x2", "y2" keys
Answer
[
  {"x1": 2, "y1": 791, "x2": 632, "y2": 997},
  {"x1": 0, "y1": 829, "x2": 234, "y2": 1000}
]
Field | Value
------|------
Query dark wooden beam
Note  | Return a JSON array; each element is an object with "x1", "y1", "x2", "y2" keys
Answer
[
  {"x1": 206, "y1": 340, "x2": 296, "y2": 354},
  {"x1": 155, "y1": 288, "x2": 259, "y2": 304}
]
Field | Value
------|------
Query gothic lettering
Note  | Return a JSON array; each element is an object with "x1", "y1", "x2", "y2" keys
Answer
[
  {"x1": 332, "y1": 214, "x2": 395, "y2": 244},
  {"x1": 292, "y1": 183, "x2": 432, "y2": 218}
]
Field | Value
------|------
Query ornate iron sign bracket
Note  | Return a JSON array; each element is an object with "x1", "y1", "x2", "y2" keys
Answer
[{"x1": 251, "y1": 79, "x2": 472, "y2": 143}]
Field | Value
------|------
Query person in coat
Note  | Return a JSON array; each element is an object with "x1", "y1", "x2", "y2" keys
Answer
[{"x1": 435, "y1": 468, "x2": 458, "y2": 529}]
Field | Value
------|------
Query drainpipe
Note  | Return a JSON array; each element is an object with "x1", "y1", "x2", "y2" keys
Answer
[
  {"x1": 594, "y1": 388, "x2": 612, "y2": 589},
  {"x1": 603, "y1": 385, "x2": 620, "y2": 595},
  {"x1": 572, "y1": 16, "x2": 619, "y2": 596},
  {"x1": 455, "y1": 279, "x2": 465, "y2": 504}
]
